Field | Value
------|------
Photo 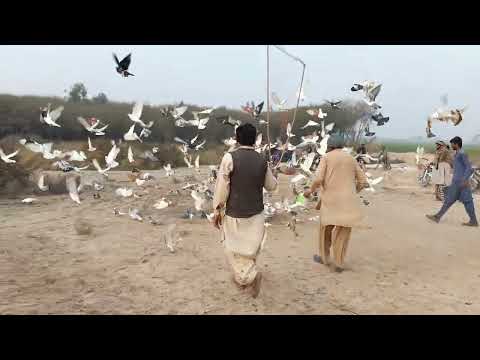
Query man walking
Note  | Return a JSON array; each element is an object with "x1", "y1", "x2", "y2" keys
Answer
[
  {"x1": 426, "y1": 136, "x2": 478, "y2": 227},
  {"x1": 431, "y1": 140, "x2": 453, "y2": 201},
  {"x1": 212, "y1": 123, "x2": 278, "y2": 297},
  {"x1": 304, "y1": 135, "x2": 369, "y2": 272}
]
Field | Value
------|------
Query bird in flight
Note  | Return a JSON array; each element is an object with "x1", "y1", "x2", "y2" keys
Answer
[{"x1": 113, "y1": 53, "x2": 134, "y2": 77}]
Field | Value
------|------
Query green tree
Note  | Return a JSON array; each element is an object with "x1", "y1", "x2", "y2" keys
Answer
[
  {"x1": 92, "y1": 92, "x2": 108, "y2": 104},
  {"x1": 68, "y1": 82, "x2": 88, "y2": 103}
]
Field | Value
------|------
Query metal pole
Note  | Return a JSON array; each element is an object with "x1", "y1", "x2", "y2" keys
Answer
[{"x1": 266, "y1": 45, "x2": 272, "y2": 163}]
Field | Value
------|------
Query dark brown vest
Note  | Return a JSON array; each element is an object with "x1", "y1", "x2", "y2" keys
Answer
[{"x1": 225, "y1": 148, "x2": 267, "y2": 218}]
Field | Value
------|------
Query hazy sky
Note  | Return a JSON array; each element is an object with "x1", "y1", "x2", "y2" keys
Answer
[{"x1": 1, "y1": 45, "x2": 479, "y2": 140}]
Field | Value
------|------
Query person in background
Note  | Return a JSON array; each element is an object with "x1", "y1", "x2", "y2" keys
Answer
[
  {"x1": 426, "y1": 136, "x2": 478, "y2": 227},
  {"x1": 212, "y1": 123, "x2": 278, "y2": 297},
  {"x1": 304, "y1": 135, "x2": 369, "y2": 272},
  {"x1": 431, "y1": 140, "x2": 453, "y2": 201}
]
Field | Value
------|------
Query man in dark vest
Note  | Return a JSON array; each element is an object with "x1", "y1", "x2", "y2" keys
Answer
[{"x1": 213, "y1": 123, "x2": 278, "y2": 298}]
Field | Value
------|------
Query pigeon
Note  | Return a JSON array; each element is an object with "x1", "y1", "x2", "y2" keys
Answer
[
  {"x1": 53, "y1": 160, "x2": 75, "y2": 172},
  {"x1": 41, "y1": 104, "x2": 64, "y2": 127},
  {"x1": 87, "y1": 137, "x2": 96, "y2": 152},
  {"x1": 195, "y1": 155, "x2": 200, "y2": 172},
  {"x1": 22, "y1": 198, "x2": 37, "y2": 204},
  {"x1": 128, "y1": 102, "x2": 153, "y2": 129},
  {"x1": 77, "y1": 117, "x2": 108, "y2": 135},
  {"x1": 371, "y1": 113, "x2": 389, "y2": 126},
  {"x1": 365, "y1": 176, "x2": 383, "y2": 192},
  {"x1": 92, "y1": 158, "x2": 111, "y2": 177},
  {"x1": 164, "y1": 163, "x2": 174, "y2": 177},
  {"x1": 195, "y1": 139, "x2": 206, "y2": 151},
  {"x1": 199, "y1": 108, "x2": 215, "y2": 115},
  {"x1": 93, "y1": 182, "x2": 104, "y2": 191},
  {"x1": 307, "y1": 108, "x2": 328, "y2": 119},
  {"x1": 325, "y1": 100, "x2": 342, "y2": 110},
  {"x1": 66, "y1": 150, "x2": 88, "y2": 162},
  {"x1": 128, "y1": 146, "x2": 134, "y2": 163},
  {"x1": 217, "y1": 115, "x2": 241, "y2": 128},
  {"x1": 171, "y1": 105, "x2": 188, "y2": 120},
  {"x1": 164, "y1": 223, "x2": 181, "y2": 253},
  {"x1": 0, "y1": 148, "x2": 19, "y2": 164},
  {"x1": 128, "y1": 208, "x2": 143, "y2": 222},
  {"x1": 113, "y1": 53, "x2": 134, "y2": 77},
  {"x1": 301, "y1": 120, "x2": 321, "y2": 129},
  {"x1": 321, "y1": 122, "x2": 335, "y2": 138},
  {"x1": 37, "y1": 174, "x2": 49, "y2": 192},
  {"x1": 116, "y1": 188, "x2": 133, "y2": 198},
  {"x1": 426, "y1": 120, "x2": 436, "y2": 138},
  {"x1": 66, "y1": 176, "x2": 81, "y2": 205},
  {"x1": 191, "y1": 190, "x2": 207, "y2": 212},
  {"x1": 140, "y1": 128, "x2": 152, "y2": 139},
  {"x1": 105, "y1": 143, "x2": 120, "y2": 169},
  {"x1": 318, "y1": 135, "x2": 330, "y2": 156},
  {"x1": 154, "y1": 198, "x2": 170, "y2": 210},
  {"x1": 124, "y1": 124, "x2": 143, "y2": 142},
  {"x1": 184, "y1": 155, "x2": 193, "y2": 168},
  {"x1": 285, "y1": 122, "x2": 296, "y2": 139},
  {"x1": 272, "y1": 92, "x2": 287, "y2": 110},
  {"x1": 363, "y1": 98, "x2": 382, "y2": 110}
]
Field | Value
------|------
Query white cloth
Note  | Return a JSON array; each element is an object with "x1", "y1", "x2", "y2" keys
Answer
[{"x1": 432, "y1": 162, "x2": 452, "y2": 186}]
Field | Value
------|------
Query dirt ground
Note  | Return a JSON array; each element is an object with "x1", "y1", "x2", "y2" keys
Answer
[{"x1": 1, "y1": 156, "x2": 479, "y2": 314}]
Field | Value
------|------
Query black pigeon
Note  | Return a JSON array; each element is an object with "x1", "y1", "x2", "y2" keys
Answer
[
  {"x1": 216, "y1": 115, "x2": 241, "y2": 127},
  {"x1": 371, "y1": 113, "x2": 390, "y2": 126},
  {"x1": 254, "y1": 101, "x2": 264, "y2": 118},
  {"x1": 325, "y1": 100, "x2": 342, "y2": 110},
  {"x1": 113, "y1": 53, "x2": 134, "y2": 77},
  {"x1": 364, "y1": 125, "x2": 375, "y2": 137},
  {"x1": 351, "y1": 84, "x2": 364, "y2": 92}
]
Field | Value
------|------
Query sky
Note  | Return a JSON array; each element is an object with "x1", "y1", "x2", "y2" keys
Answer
[{"x1": 1, "y1": 45, "x2": 479, "y2": 140}]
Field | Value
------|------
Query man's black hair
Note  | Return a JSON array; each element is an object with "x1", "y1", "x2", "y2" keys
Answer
[
  {"x1": 450, "y1": 136, "x2": 463, "y2": 148},
  {"x1": 236, "y1": 123, "x2": 257, "y2": 146}
]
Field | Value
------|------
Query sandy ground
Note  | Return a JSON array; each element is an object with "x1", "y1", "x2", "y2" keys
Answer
[{"x1": 1, "y1": 159, "x2": 479, "y2": 315}]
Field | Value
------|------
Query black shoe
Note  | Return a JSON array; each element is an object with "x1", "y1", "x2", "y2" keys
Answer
[
  {"x1": 426, "y1": 214, "x2": 440, "y2": 223},
  {"x1": 313, "y1": 254, "x2": 324, "y2": 264},
  {"x1": 462, "y1": 222, "x2": 479, "y2": 227}
]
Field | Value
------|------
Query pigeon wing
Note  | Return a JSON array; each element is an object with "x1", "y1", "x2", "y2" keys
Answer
[
  {"x1": 119, "y1": 53, "x2": 132, "y2": 69},
  {"x1": 113, "y1": 53, "x2": 120, "y2": 66},
  {"x1": 50, "y1": 106, "x2": 64, "y2": 122},
  {"x1": 131, "y1": 101, "x2": 143, "y2": 119},
  {"x1": 77, "y1": 117, "x2": 91, "y2": 130}
]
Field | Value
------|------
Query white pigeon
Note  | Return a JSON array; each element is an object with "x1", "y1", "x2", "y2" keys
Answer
[
  {"x1": 105, "y1": 144, "x2": 120, "y2": 169},
  {"x1": 195, "y1": 140, "x2": 206, "y2": 151},
  {"x1": 190, "y1": 134, "x2": 199, "y2": 144},
  {"x1": 87, "y1": 137, "x2": 96, "y2": 152},
  {"x1": 187, "y1": 117, "x2": 209, "y2": 130},
  {"x1": 22, "y1": 198, "x2": 37, "y2": 204},
  {"x1": 37, "y1": 174, "x2": 49, "y2": 192},
  {"x1": 363, "y1": 98, "x2": 382, "y2": 110},
  {"x1": 124, "y1": 124, "x2": 143, "y2": 142},
  {"x1": 77, "y1": 117, "x2": 108, "y2": 135},
  {"x1": 366, "y1": 176, "x2": 384, "y2": 192},
  {"x1": 152, "y1": 146, "x2": 159, "y2": 153},
  {"x1": 318, "y1": 135, "x2": 330, "y2": 155},
  {"x1": 136, "y1": 178, "x2": 146, "y2": 186},
  {"x1": 116, "y1": 188, "x2": 133, "y2": 198},
  {"x1": 300, "y1": 152, "x2": 316, "y2": 174},
  {"x1": 301, "y1": 120, "x2": 321, "y2": 129},
  {"x1": 128, "y1": 208, "x2": 143, "y2": 222},
  {"x1": 164, "y1": 223, "x2": 180, "y2": 253},
  {"x1": 128, "y1": 101, "x2": 153, "y2": 128},
  {"x1": 291, "y1": 174, "x2": 307, "y2": 184},
  {"x1": 255, "y1": 133, "x2": 263, "y2": 148},
  {"x1": 307, "y1": 108, "x2": 327, "y2": 119},
  {"x1": 191, "y1": 190, "x2": 207, "y2": 211},
  {"x1": 321, "y1": 122, "x2": 335, "y2": 138},
  {"x1": 154, "y1": 198, "x2": 170, "y2": 210},
  {"x1": 195, "y1": 155, "x2": 200, "y2": 173},
  {"x1": 171, "y1": 105, "x2": 188, "y2": 119},
  {"x1": 224, "y1": 137, "x2": 237, "y2": 150},
  {"x1": 140, "y1": 128, "x2": 152, "y2": 139},
  {"x1": 42, "y1": 105, "x2": 64, "y2": 127},
  {"x1": 66, "y1": 176, "x2": 81, "y2": 204},
  {"x1": 272, "y1": 92, "x2": 288, "y2": 110},
  {"x1": 128, "y1": 146, "x2": 134, "y2": 163},
  {"x1": 286, "y1": 123, "x2": 295, "y2": 138},
  {"x1": 67, "y1": 150, "x2": 87, "y2": 162},
  {"x1": 164, "y1": 163, "x2": 174, "y2": 177},
  {"x1": 184, "y1": 156, "x2": 193, "y2": 168},
  {"x1": 415, "y1": 146, "x2": 424, "y2": 165},
  {"x1": 199, "y1": 108, "x2": 214, "y2": 115},
  {"x1": 92, "y1": 159, "x2": 111, "y2": 177},
  {"x1": 0, "y1": 148, "x2": 19, "y2": 164}
]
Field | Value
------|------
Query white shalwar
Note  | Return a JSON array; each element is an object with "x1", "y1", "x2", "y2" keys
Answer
[{"x1": 213, "y1": 147, "x2": 278, "y2": 286}]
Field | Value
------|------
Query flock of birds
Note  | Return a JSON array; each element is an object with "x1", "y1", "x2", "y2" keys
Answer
[{"x1": 0, "y1": 50, "x2": 428, "y2": 248}]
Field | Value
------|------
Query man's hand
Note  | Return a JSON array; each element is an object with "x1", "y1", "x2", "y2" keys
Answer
[
  {"x1": 304, "y1": 189, "x2": 313, "y2": 198},
  {"x1": 213, "y1": 212, "x2": 223, "y2": 229}
]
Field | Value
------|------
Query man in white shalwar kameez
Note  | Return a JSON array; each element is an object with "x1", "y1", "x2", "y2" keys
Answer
[{"x1": 213, "y1": 123, "x2": 278, "y2": 298}]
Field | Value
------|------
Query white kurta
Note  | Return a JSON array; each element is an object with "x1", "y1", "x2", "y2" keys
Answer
[
  {"x1": 431, "y1": 162, "x2": 452, "y2": 186},
  {"x1": 213, "y1": 147, "x2": 278, "y2": 285}
]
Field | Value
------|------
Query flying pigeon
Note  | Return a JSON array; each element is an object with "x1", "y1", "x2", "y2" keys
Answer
[
  {"x1": 216, "y1": 115, "x2": 241, "y2": 127},
  {"x1": 325, "y1": 100, "x2": 342, "y2": 110},
  {"x1": 128, "y1": 146, "x2": 134, "y2": 163},
  {"x1": 77, "y1": 117, "x2": 108, "y2": 135},
  {"x1": 0, "y1": 148, "x2": 19, "y2": 164},
  {"x1": 128, "y1": 208, "x2": 143, "y2": 222},
  {"x1": 37, "y1": 174, "x2": 49, "y2": 192},
  {"x1": 272, "y1": 92, "x2": 287, "y2": 110},
  {"x1": 164, "y1": 163, "x2": 174, "y2": 177},
  {"x1": 92, "y1": 158, "x2": 111, "y2": 177},
  {"x1": 87, "y1": 137, "x2": 96, "y2": 152},
  {"x1": 128, "y1": 102, "x2": 153, "y2": 128},
  {"x1": 371, "y1": 113, "x2": 389, "y2": 126},
  {"x1": 116, "y1": 188, "x2": 133, "y2": 198},
  {"x1": 41, "y1": 104, "x2": 64, "y2": 127},
  {"x1": 113, "y1": 53, "x2": 134, "y2": 77},
  {"x1": 301, "y1": 120, "x2": 321, "y2": 129},
  {"x1": 124, "y1": 124, "x2": 143, "y2": 142},
  {"x1": 66, "y1": 176, "x2": 81, "y2": 205}
]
